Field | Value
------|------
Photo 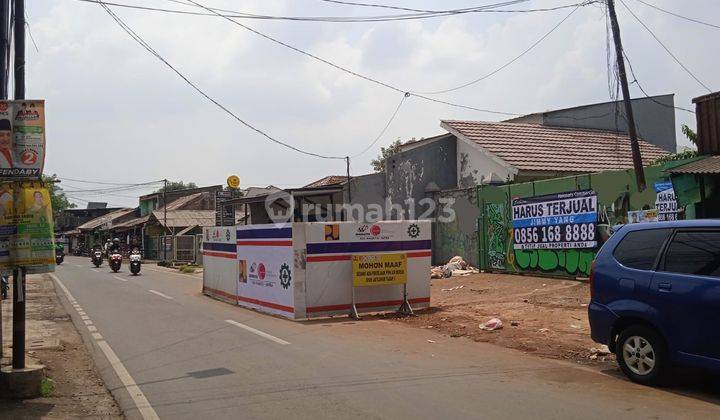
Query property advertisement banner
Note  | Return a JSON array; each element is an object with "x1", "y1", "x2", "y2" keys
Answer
[
  {"x1": 0, "y1": 181, "x2": 55, "y2": 272},
  {"x1": 0, "y1": 100, "x2": 46, "y2": 179},
  {"x1": 512, "y1": 190, "x2": 597, "y2": 250},
  {"x1": 654, "y1": 181, "x2": 678, "y2": 222},
  {"x1": 236, "y1": 223, "x2": 294, "y2": 316},
  {"x1": 352, "y1": 253, "x2": 407, "y2": 287}
]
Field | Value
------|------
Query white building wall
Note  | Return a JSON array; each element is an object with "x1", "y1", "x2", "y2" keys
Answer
[{"x1": 456, "y1": 138, "x2": 516, "y2": 187}]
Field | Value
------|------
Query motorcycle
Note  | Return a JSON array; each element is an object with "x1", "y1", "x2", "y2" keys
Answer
[
  {"x1": 55, "y1": 249, "x2": 64, "y2": 265},
  {"x1": 109, "y1": 252, "x2": 122, "y2": 273},
  {"x1": 129, "y1": 251, "x2": 141, "y2": 275},
  {"x1": 91, "y1": 250, "x2": 103, "y2": 267}
]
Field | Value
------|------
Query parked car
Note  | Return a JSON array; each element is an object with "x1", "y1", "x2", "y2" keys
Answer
[{"x1": 589, "y1": 219, "x2": 720, "y2": 385}]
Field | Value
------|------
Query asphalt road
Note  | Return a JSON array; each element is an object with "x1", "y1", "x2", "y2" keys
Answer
[{"x1": 52, "y1": 256, "x2": 720, "y2": 420}]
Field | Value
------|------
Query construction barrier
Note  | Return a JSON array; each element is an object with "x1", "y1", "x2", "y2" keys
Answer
[{"x1": 202, "y1": 220, "x2": 431, "y2": 320}]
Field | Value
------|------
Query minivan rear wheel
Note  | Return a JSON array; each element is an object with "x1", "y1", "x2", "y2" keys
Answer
[{"x1": 616, "y1": 325, "x2": 668, "y2": 386}]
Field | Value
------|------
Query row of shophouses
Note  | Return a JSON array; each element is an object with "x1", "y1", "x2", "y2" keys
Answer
[{"x1": 55, "y1": 93, "x2": 720, "y2": 273}]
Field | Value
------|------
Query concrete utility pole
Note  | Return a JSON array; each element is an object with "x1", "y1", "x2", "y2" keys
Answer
[
  {"x1": 12, "y1": 0, "x2": 25, "y2": 370},
  {"x1": 163, "y1": 178, "x2": 167, "y2": 262},
  {"x1": 607, "y1": 0, "x2": 646, "y2": 192}
]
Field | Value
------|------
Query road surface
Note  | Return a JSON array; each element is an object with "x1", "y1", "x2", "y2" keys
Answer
[{"x1": 52, "y1": 256, "x2": 719, "y2": 419}]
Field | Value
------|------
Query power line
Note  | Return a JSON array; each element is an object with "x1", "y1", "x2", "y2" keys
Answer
[
  {"x1": 57, "y1": 176, "x2": 163, "y2": 186},
  {"x1": 73, "y1": 0, "x2": 586, "y2": 22},
  {"x1": 414, "y1": 2, "x2": 585, "y2": 95},
  {"x1": 619, "y1": 0, "x2": 711, "y2": 93},
  {"x1": 181, "y1": 0, "x2": 518, "y2": 116},
  {"x1": 352, "y1": 92, "x2": 408, "y2": 158},
  {"x1": 633, "y1": 0, "x2": 720, "y2": 30},
  {"x1": 622, "y1": 49, "x2": 695, "y2": 114},
  {"x1": 96, "y1": 1, "x2": 345, "y2": 160},
  {"x1": 317, "y1": 0, "x2": 439, "y2": 13}
]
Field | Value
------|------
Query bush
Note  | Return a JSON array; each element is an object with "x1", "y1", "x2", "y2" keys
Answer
[
  {"x1": 40, "y1": 378, "x2": 55, "y2": 397},
  {"x1": 179, "y1": 265, "x2": 195, "y2": 274}
]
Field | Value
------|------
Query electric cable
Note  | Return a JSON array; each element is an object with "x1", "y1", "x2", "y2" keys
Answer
[
  {"x1": 619, "y1": 0, "x2": 712, "y2": 93},
  {"x1": 96, "y1": 0, "x2": 346, "y2": 160},
  {"x1": 351, "y1": 92, "x2": 408, "y2": 158},
  {"x1": 622, "y1": 50, "x2": 695, "y2": 114},
  {"x1": 633, "y1": 0, "x2": 720, "y2": 30},
  {"x1": 413, "y1": 2, "x2": 585, "y2": 95}
]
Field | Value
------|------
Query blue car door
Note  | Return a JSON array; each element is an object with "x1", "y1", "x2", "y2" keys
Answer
[{"x1": 651, "y1": 229, "x2": 720, "y2": 360}]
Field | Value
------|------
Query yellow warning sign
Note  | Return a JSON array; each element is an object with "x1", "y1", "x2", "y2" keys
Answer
[{"x1": 352, "y1": 253, "x2": 407, "y2": 287}]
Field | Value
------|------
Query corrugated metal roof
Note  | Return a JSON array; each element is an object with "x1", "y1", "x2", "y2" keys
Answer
[
  {"x1": 442, "y1": 120, "x2": 670, "y2": 173},
  {"x1": 112, "y1": 215, "x2": 151, "y2": 230},
  {"x1": 667, "y1": 155, "x2": 720, "y2": 174},
  {"x1": 77, "y1": 208, "x2": 134, "y2": 231},
  {"x1": 165, "y1": 192, "x2": 203, "y2": 210},
  {"x1": 151, "y1": 210, "x2": 215, "y2": 228}
]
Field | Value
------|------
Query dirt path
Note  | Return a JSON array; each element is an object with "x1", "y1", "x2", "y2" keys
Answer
[
  {"x1": 390, "y1": 272, "x2": 615, "y2": 369},
  {"x1": 0, "y1": 274, "x2": 123, "y2": 418}
]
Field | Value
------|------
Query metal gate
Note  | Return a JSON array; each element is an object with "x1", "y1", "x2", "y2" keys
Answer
[{"x1": 175, "y1": 235, "x2": 196, "y2": 262}]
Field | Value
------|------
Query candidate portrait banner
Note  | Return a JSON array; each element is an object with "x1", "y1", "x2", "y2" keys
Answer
[
  {"x1": 512, "y1": 190, "x2": 598, "y2": 250},
  {"x1": 0, "y1": 100, "x2": 46, "y2": 179}
]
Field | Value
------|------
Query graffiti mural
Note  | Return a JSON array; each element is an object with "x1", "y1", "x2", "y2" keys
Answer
[
  {"x1": 513, "y1": 248, "x2": 595, "y2": 276},
  {"x1": 485, "y1": 203, "x2": 507, "y2": 270}
]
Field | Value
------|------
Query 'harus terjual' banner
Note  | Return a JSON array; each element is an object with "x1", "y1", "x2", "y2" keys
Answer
[
  {"x1": 0, "y1": 181, "x2": 55, "y2": 272},
  {"x1": 512, "y1": 190, "x2": 598, "y2": 250},
  {"x1": 0, "y1": 100, "x2": 46, "y2": 179}
]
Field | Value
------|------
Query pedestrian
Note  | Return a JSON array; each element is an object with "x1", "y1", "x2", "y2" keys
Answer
[{"x1": 1, "y1": 274, "x2": 8, "y2": 300}]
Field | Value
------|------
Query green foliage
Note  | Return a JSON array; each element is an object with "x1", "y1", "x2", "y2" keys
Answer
[
  {"x1": 371, "y1": 138, "x2": 404, "y2": 173},
  {"x1": 154, "y1": 180, "x2": 198, "y2": 193},
  {"x1": 653, "y1": 148, "x2": 698, "y2": 165},
  {"x1": 40, "y1": 378, "x2": 55, "y2": 397},
  {"x1": 42, "y1": 174, "x2": 76, "y2": 213},
  {"x1": 681, "y1": 124, "x2": 697, "y2": 145},
  {"x1": 179, "y1": 265, "x2": 196, "y2": 273}
]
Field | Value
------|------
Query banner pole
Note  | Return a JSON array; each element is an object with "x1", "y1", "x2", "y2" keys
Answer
[
  {"x1": 349, "y1": 284, "x2": 359, "y2": 319},
  {"x1": 397, "y1": 283, "x2": 413, "y2": 316}
]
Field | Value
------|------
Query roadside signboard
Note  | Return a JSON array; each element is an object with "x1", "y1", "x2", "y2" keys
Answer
[
  {"x1": 654, "y1": 181, "x2": 678, "y2": 221},
  {"x1": 511, "y1": 190, "x2": 598, "y2": 250},
  {"x1": 215, "y1": 190, "x2": 234, "y2": 226},
  {"x1": 0, "y1": 100, "x2": 45, "y2": 179},
  {"x1": 227, "y1": 175, "x2": 240, "y2": 189},
  {"x1": 352, "y1": 253, "x2": 407, "y2": 286}
]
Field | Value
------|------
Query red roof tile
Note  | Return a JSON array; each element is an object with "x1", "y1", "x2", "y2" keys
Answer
[
  {"x1": 442, "y1": 120, "x2": 670, "y2": 173},
  {"x1": 304, "y1": 175, "x2": 349, "y2": 188}
]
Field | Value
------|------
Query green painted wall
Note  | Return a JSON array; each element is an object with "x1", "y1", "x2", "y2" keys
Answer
[{"x1": 477, "y1": 159, "x2": 702, "y2": 278}]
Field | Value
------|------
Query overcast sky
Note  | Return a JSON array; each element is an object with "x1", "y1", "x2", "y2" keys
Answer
[{"x1": 27, "y1": 0, "x2": 719, "y2": 207}]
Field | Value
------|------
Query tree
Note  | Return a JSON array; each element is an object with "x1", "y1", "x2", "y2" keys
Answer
[
  {"x1": 42, "y1": 174, "x2": 76, "y2": 213},
  {"x1": 153, "y1": 180, "x2": 198, "y2": 193},
  {"x1": 653, "y1": 125, "x2": 698, "y2": 165},
  {"x1": 371, "y1": 138, "x2": 404, "y2": 173},
  {"x1": 681, "y1": 124, "x2": 697, "y2": 145}
]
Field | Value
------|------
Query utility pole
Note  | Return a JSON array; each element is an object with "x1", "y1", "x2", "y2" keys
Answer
[
  {"x1": 607, "y1": 0, "x2": 646, "y2": 192},
  {"x1": 0, "y1": 0, "x2": 8, "y2": 362},
  {"x1": 162, "y1": 178, "x2": 167, "y2": 262},
  {"x1": 12, "y1": 0, "x2": 25, "y2": 370}
]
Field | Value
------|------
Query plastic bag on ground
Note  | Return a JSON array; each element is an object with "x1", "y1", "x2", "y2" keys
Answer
[{"x1": 479, "y1": 318, "x2": 503, "y2": 331}]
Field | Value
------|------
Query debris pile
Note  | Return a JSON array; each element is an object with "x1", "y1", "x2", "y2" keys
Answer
[
  {"x1": 431, "y1": 256, "x2": 479, "y2": 279},
  {"x1": 478, "y1": 317, "x2": 503, "y2": 331}
]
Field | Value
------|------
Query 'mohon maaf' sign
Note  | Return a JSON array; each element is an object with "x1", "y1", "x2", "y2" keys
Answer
[{"x1": 512, "y1": 190, "x2": 598, "y2": 250}]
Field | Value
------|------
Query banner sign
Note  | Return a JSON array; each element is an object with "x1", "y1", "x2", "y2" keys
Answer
[
  {"x1": 628, "y1": 209, "x2": 658, "y2": 224},
  {"x1": 512, "y1": 190, "x2": 597, "y2": 250},
  {"x1": 0, "y1": 181, "x2": 55, "y2": 272},
  {"x1": 654, "y1": 181, "x2": 678, "y2": 222},
  {"x1": 352, "y1": 253, "x2": 407, "y2": 287},
  {"x1": 0, "y1": 100, "x2": 46, "y2": 179}
]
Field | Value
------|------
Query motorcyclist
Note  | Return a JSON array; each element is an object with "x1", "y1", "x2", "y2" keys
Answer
[
  {"x1": 103, "y1": 239, "x2": 112, "y2": 257},
  {"x1": 109, "y1": 238, "x2": 121, "y2": 254}
]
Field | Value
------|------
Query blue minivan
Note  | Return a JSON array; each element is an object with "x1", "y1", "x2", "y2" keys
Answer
[{"x1": 589, "y1": 220, "x2": 720, "y2": 385}]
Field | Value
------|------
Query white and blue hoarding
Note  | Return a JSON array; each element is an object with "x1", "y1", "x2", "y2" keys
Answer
[
  {"x1": 654, "y1": 181, "x2": 677, "y2": 222},
  {"x1": 512, "y1": 190, "x2": 598, "y2": 250}
]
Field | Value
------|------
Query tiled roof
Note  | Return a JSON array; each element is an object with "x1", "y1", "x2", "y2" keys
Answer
[
  {"x1": 304, "y1": 176, "x2": 349, "y2": 188},
  {"x1": 667, "y1": 155, "x2": 720, "y2": 174},
  {"x1": 151, "y1": 210, "x2": 215, "y2": 228},
  {"x1": 77, "y1": 208, "x2": 134, "y2": 231},
  {"x1": 442, "y1": 120, "x2": 670, "y2": 173}
]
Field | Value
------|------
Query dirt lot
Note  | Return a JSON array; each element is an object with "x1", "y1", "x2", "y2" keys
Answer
[
  {"x1": 0, "y1": 275, "x2": 123, "y2": 418},
  {"x1": 391, "y1": 272, "x2": 615, "y2": 368}
]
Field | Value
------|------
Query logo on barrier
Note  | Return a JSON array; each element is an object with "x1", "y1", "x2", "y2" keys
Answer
[
  {"x1": 407, "y1": 223, "x2": 420, "y2": 238},
  {"x1": 370, "y1": 224, "x2": 381, "y2": 236},
  {"x1": 279, "y1": 263, "x2": 291, "y2": 289},
  {"x1": 258, "y1": 263, "x2": 266, "y2": 280},
  {"x1": 225, "y1": 229, "x2": 231, "y2": 241},
  {"x1": 324, "y1": 224, "x2": 339, "y2": 241}
]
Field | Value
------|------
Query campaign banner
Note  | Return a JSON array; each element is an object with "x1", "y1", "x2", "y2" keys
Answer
[
  {"x1": 654, "y1": 181, "x2": 678, "y2": 222},
  {"x1": 0, "y1": 181, "x2": 55, "y2": 272},
  {"x1": 628, "y1": 209, "x2": 658, "y2": 224},
  {"x1": 512, "y1": 190, "x2": 597, "y2": 250},
  {"x1": 352, "y1": 253, "x2": 407, "y2": 287},
  {"x1": 0, "y1": 100, "x2": 46, "y2": 179}
]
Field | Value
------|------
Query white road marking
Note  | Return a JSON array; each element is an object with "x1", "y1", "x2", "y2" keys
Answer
[
  {"x1": 83, "y1": 320, "x2": 93, "y2": 325},
  {"x1": 51, "y1": 273, "x2": 159, "y2": 420},
  {"x1": 91, "y1": 269, "x2": 100, "y2": 273},
  {"x1": 78, "y1": 311, "x2": 86, "y2": 316},
  {"x1": 144, "y1": 267, "x2": 197, "y2": 278},
  {"x1": 225, "y1": 320, "x2": 290, "y2": 345},
  {"x1": 74, "y1": 264, "x2": 84, "y2": 268},
  {"x1": 112, "y1": 276, "x2": 128, "y2": 282},
  {"x1": 81, "y1": 315, "x2": 90, "y2": 320},
  {"x1": 148, "y1": 289, "x2": 174, "y2": 300}
]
